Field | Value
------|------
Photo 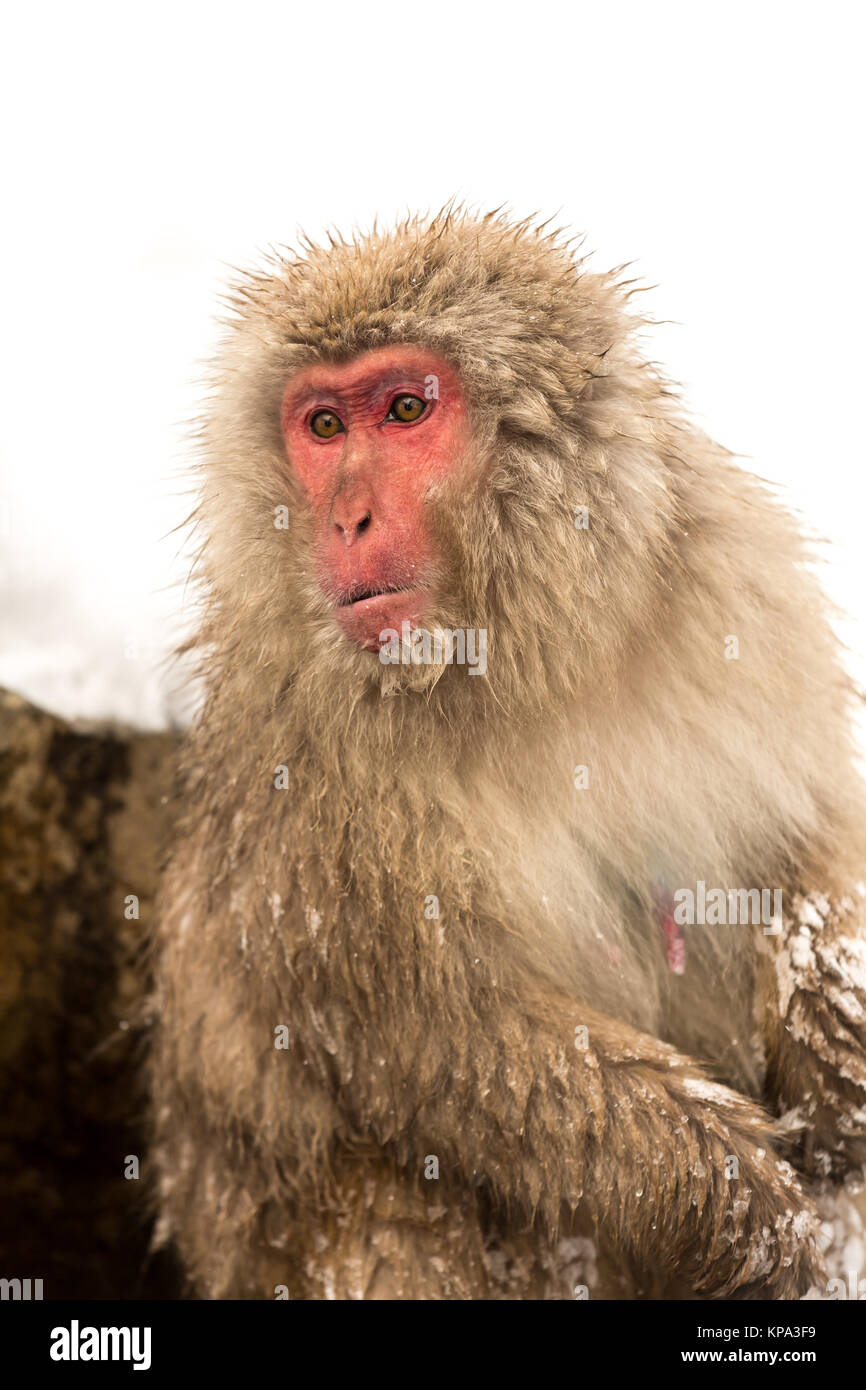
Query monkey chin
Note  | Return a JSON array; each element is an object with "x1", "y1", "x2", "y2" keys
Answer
[{"x1": 334, "y1": 587, "x2": 430, "y2": 652}]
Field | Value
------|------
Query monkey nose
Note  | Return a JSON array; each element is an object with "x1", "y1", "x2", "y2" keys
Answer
[{"x1": 332, "y1": 500, "x2": 373, "y2": 547}]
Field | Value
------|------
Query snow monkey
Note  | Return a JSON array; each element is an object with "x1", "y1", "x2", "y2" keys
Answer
[{"x1": 150, "y1": 208, "x2": 866, "y2": 1300}]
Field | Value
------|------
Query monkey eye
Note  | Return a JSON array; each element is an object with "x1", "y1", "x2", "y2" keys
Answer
[
  {"x1": 309, "y1": 409, "x2": 345, "y2": 439},
  {"x1": 386, "y1": 394, "x2": 427, "y2": 424}
]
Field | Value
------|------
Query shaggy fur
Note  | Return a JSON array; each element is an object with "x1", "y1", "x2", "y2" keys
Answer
[{"x1": 150, "y1": 208, "x2": 866, "y2": 1299}]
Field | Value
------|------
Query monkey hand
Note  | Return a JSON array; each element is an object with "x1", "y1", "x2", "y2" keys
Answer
[
  {"x1": 762, "y1": 890, "x2": 866, "y2": 1180},
  {"x1": 631, "y1": 1066, "x2": 826, "y2": 1299},
  {"x1": 426, "y1": 993, "x2": 825, "y2": 1298},
  {"x1": 570, "y1": 1023, "x2": 825, "y2": 1298}
]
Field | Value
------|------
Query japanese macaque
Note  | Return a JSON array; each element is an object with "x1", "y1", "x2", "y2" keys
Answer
[{"x1": 149, "y1": 208, "x2": 866, "y2": 1300}]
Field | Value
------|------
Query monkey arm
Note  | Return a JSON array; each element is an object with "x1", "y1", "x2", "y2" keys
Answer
[
  {"x1": 151, "y1": 886, "x2": 824, "y2": 1298},
  {"x1": 759, "y1": 890, "x2": 866, "y2": 1178},
  {"x1": 389, "y1": 980, "x2": 824, "y2": 1299}
]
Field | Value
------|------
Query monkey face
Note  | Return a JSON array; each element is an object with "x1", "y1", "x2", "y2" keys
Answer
[{"x1": 280, "y1": 345, "x2": 469, "y2": 651}]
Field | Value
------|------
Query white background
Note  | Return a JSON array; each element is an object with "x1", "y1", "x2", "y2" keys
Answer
[{"x1": 1, "y1": 0, "x2": 864, "y2": 729}]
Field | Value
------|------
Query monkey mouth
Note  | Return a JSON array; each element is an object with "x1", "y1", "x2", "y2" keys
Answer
[
  {"x1": 332, "y1": 584, "x2": 430, "y2": 650},
  {"x1": 337, "y1": 584, "x2": 410, "y2": 608}
]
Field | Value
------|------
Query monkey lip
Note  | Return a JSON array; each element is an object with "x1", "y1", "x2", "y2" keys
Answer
[
  {"x1": 333, "y1": 586, "x2": 430, "y2": 649},
  {"x1": 337, "y1": 584, "x2": 409, "y2": 608}
]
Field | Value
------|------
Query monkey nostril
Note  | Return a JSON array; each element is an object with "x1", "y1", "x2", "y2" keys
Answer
[
  {"x1": 334, "y1": 510, "x2": 372, "y2": 547},
  {"x1": 333, "y1": 511, "x2": 369, "y2": 547}
]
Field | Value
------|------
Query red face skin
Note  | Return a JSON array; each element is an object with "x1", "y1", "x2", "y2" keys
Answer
[{"x1": 281, "y1": 346, "x2": 469, "y2": 650}]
